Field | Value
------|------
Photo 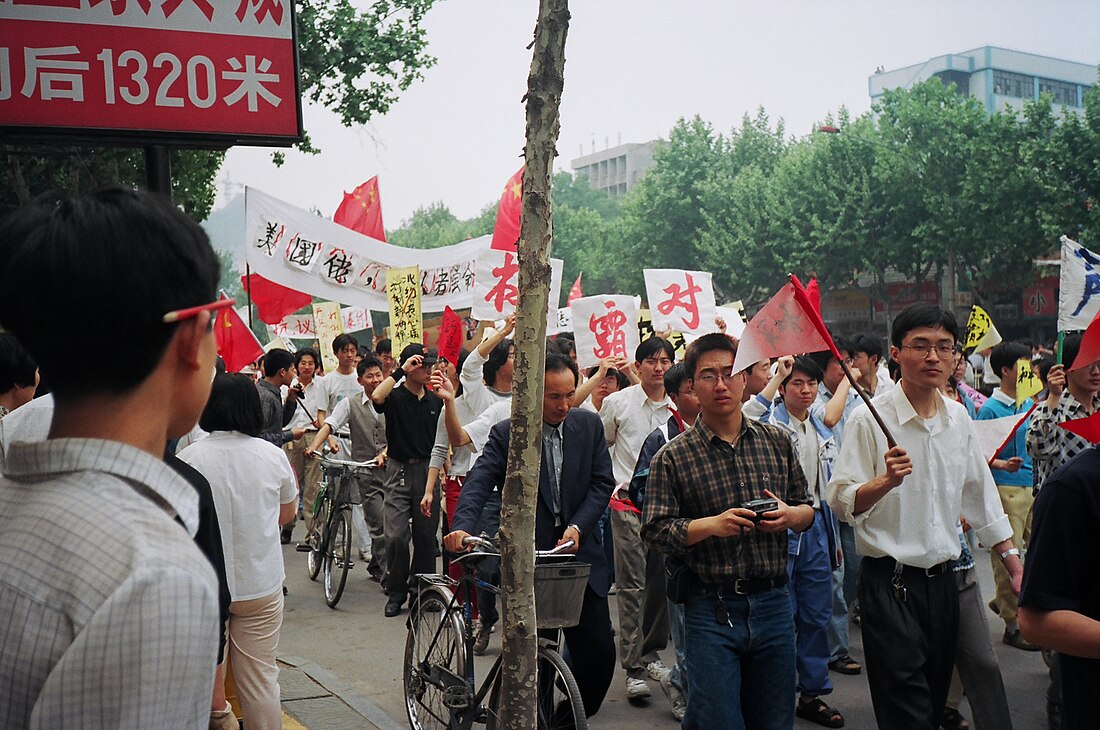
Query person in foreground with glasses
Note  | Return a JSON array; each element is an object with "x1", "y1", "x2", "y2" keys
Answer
[
  {"x1": 642, "y1": 333, "x2": 815, "y2": 730},
  {"x1": 0, "y1": 186, "x2": 222, "y2": 726},
  {"x1": 826, "y1": 302, "x2": 1022, "y2": 729}
]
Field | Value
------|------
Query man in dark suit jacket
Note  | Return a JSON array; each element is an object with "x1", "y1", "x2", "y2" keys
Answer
[{"x1": 443, "y1": 351, "x2": 617, "y2": 718}]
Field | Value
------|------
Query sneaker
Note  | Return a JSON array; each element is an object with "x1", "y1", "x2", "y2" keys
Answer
[
  {"x1": 646, "y1": 659, "x2": 671, "y2": 682},
  {"x1": 474, "y1": 620, "x2": 493, "y2": 655},
  {"x1": 828, "y1": 654, "x2": 862, "y2": 675},
  {"x1": 358, "y1": 549, "x2": 370, "y2": 562},
  {"x1": 1003, "y1": 628, "x2": 1040, "y2": 651},
  {"x1": 625, "y1": 677, "x2": 651, "y2": 700},
  {"x1": 659, "y1": 670, "x2": 686, "y2": 721}
]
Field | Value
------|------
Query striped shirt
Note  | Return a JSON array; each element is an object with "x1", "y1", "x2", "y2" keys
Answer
[
  {"x1": 0, "y1": 439, "x2": 219, "y2": 728},
  {"x1": 641, "y1": 416, "x2": 811, "y2": 585}
]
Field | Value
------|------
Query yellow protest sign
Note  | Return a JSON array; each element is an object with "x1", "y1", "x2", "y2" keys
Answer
[
  {"x1": 311, "y1": 301, "x2": 344, "y2": 373},
  {"x1": 387, "y1": 265, "x2": 423, "y2": 355},
  {"x1": 1015, "y1": 357, "x2": 1042, "y2": 407},
  {"x1": 637, "y1": 309, "x2": 686, "y2": 360},
  {"x1": 963, "y1": 305, "x2": 1002, "y2": 352}
]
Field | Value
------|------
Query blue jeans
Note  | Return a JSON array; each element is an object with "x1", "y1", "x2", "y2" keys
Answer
[
  {"x1": 788, "y1": 516, "x2": 833, "y2": 697},
  {"x1": 668, "y1": 599, "x2": 689, "y2": 702},
  {"x1": 828, "y1": 521, "x2": 860, "y2": 660},
  {"x1": 682, "y1": 587, "x2": 795, "y2": 730}
]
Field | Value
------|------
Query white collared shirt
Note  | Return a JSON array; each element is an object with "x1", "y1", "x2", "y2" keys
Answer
[
  {"x1": 324, "y1": 391, "x2": 376, "y2": 434},
  {"x1": 0, "y1": 438, "x2": 219, "y2": 727},
  {"x1": 600, "y1": 384, "x2": 674, "y2": 486},
  {"x1": 286, "y1": 378, "x2": 325, "y2": 430},
  {"x1": 826, "y1": 385, "x2": 1012, "y2": 569},
  {"x1": 179, "y1": 431, "x2": 298, "y2": 601},
  {"x1": 789, "y1": 412, "x2": 820, "y2": 496}
]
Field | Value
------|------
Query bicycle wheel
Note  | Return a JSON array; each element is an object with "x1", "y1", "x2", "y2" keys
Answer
[
  {"x1": 323, "y1": 507, "x2": 352, "y2": 608},
  {"x1": 404, "y1": 587, "x2": 467, "y2": 730},
  {"x1": 486, "y1": 645, "x2": 587, "y2": 730},
  {"x1": 306, "y1": 491, "x2": 329, "y2": 581}
]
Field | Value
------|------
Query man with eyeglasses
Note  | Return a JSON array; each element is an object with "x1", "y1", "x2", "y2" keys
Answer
[
  {"x1": 642, "y1": 333, "x2": 814, "y2": 729},
  {"x1": 600, "y1": 336, "x2": 676, "y2": 700},
  {"x1": 827, "y1": 302, "x2": 1021, "y2": 729}
]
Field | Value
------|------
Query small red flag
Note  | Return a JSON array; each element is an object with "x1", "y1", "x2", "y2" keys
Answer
[
  {"x1": 1059, "y1": 410, "x2": 1100, "y2": 444},
  {"x1": 438, "y1": 306, "x2": 464, "y2": 366},
  {"x1": 333, "y1": 176, "x2": 386, "y2": 241},
  {"x1": 241, "y1": 273, "x2": 312, "y2": 325},
  {"x1": 490, "y1": 166, "x2": 524, "y2": 252},
  {"x1": 731, "y1": 275, "x2": 839, "y2": 374},
  {"x1": 805, "y1": 277, "x2": 822, "y2": 316},
  {"x1": 1069, "y1": 308, "x2": 1100, "y2": 372},
  {"x1": 567, "y1": 273, "x2": 584, "y2": 304},
  {"x1": 215, "y1": 295, "x2": 264, "y2": 373}
]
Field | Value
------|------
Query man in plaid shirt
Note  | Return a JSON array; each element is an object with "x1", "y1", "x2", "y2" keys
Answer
[{"x1": 642, "y1": 333, "x2": 814, "y2": 730}]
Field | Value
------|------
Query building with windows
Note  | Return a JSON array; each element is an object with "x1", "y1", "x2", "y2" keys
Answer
[
  {"x1": 570, "y1": 140, "x2": 658, "y2": 196},
  {"x1": 869, "y1": 46, "x2": 1094, "y2": 115}
]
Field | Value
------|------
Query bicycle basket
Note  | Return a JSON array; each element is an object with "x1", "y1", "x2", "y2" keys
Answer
[
  {"x1": 533, "y1": 561, "x2": 590, "y2": 629},
  {"x1": 335, "y1": 472, "x2": 361, "y2": 505}
]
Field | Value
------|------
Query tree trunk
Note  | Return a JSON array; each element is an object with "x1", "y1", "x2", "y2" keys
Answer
[{"x1": 497, "y1": 1, "x2": 569, "y2": 728}]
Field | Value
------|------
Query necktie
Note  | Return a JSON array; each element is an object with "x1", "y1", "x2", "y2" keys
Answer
[{"x1": 544, "y1": 426, "x2": 563, "y2": 525}]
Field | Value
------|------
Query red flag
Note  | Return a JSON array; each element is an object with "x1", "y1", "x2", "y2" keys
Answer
[
  {"x1": 333, "y1": 176, "x2": 386, "y2": 241},
  {"x1": 806, "y1": 277, "x2": 822, "y2": 316},
  {"x1": 491, "y1": 166, "x2": 524, "y2": 252},
  {"x1": 567, "y1": 273, "x2": 584, "y2": 304},
  {"x1": 1059, "y1": 410, "x2": 1100, "y2": 444},
  {"x1": 732, "y1": 275, "x2": 839, "y2": 373},
  {"x1": 215, "y1": 295, "x2": 264, "y2": 373},
  {"x1": 438, "y1": 306, "x2": 464, "y2": 366},
  {"x1": 242, "y1": 273, "x2": 312, "y2": 325},
  {"x1": 1069, "y1": 308, "x2": 1100, "y2": 371}
]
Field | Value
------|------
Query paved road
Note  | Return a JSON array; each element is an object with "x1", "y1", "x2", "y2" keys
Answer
[{"x1": 277, "y1": 540, "x2": 1051, "y2": 729}]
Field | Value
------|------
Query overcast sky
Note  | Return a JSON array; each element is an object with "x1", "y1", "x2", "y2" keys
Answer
[{"x1": 214, "y1": 0, "x2": 1100, "y2": 229}]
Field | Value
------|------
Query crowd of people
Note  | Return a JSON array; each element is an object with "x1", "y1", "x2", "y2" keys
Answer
[{"x1": 0, "y1": 186, "x2": 1097, "y2": 730}]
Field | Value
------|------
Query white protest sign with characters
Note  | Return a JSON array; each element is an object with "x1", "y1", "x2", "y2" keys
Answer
[
  {"x1": 644, "y1": 269, "x2": 718, "y2": 336},
  {"x1": 571, "y1": 295, "x2": 640, "y2": 370},
  {"x1": 471, "y1": 248, "x2": 564, "y2": 323}
]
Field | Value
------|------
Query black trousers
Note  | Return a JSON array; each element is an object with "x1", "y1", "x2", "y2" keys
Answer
[
  {"x1": 560, "y1": 586, "x2": 616, "y2": 717},
  {"x1": 859, "y1": 557, "x2": 959, "y2": 730}
]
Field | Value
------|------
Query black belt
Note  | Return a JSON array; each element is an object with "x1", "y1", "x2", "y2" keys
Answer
[
  {"x1": 696, "y1": 574, "x2": 788, "y2": 596},
  {"x1": 865, "y1": 555, "x2": 951, "y2": 579}
]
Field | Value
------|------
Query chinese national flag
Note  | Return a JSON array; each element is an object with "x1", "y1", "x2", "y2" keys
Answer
[
  {"x1": 215, "y1": 295, "x2": 264, "y2": 373},
  {"x1": 333, "y1": 176, "x2": 386, "y2": 241},
  {"x1": 567, "y1": 273, "x2": 584, "y2": 304},
  {"x1": 1068, "y1": 308, "x2": 1100, "y2": 371},
  {"x1": 491, "y1": 166, "x2": 524, "y2": 251},
  {"x1": 731, "y1": 275, "x2": 841, "y2": 374},
  {"x1": 242, "y1": 273, "x2": 312, "y2": 325}
]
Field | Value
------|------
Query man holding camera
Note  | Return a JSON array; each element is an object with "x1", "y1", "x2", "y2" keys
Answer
[
  {"x1": 642, "y1": 333, "x2": 814, "y2": 730},
  {"x1": 371, "y1": 343, "x2": 445, "y2": 617}
]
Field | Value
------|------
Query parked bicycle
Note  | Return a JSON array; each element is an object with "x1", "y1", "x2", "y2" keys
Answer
[
  {"x1": 305, "y1": 454, "x2": 377, "y2": 608},
  {"x1": 403, "y1": 535, "x2": 589, "y2": 730}
]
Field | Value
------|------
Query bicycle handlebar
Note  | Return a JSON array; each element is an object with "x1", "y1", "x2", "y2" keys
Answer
[
  {"x1": 459, "y1": 536, "x2": 576, "y2": 557},
  {"x1": 318, "y1": 455, "x2": 378, "y2": 470}
]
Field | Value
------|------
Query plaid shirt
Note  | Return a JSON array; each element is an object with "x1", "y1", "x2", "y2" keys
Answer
[
  {"x1": 1027, "y1": 390, "x2": 1100, "y2": 488},
  {"x1": 641, "y1": 416, "x2": 811, "y2": 585}
]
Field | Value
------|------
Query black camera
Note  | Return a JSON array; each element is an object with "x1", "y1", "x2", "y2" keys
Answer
[{"x1": 741, "y1": 498, "x2": 778, "y2": 521}]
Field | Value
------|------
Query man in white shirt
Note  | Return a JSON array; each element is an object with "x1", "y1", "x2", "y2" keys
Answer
[
  {"x1": 0, "y1": 187, "x2": 220, "y2": 726},
  {"x1": 316, "y1": 333, "x2": 363, "y2": 440},
  {"x1": 600, "y1": 337, "x2": 676, "y2": 699},
  {"x1": 827, "y1": 303, "x2": 1022, "y2": 728},
  {"x1": 282, "y1": 348, "x2": 325, "y2": 543}
]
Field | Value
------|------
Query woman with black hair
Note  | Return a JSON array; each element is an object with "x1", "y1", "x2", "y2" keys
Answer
[{"x1": 179, "y1": 374, "x2": 298, "y2": 730}]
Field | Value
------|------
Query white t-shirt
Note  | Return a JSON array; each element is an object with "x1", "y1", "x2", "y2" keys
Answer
[
  {"x1": 179, "y1": 431, "x2": 298, "y2": 601},
  {"x1": 318, "y1": 371, "x2": 361, "y2": 414},
  {"x1": 285, "y1": 378, "x2": 325, "y2": 431}
]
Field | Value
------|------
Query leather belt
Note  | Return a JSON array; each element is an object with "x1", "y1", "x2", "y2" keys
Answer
[
  {"x1": 697, "y1": 574, "x2": 788, "y2": 596},
  {"x1": 866, "y1": 555, "x2": 951, "y2": 579}
]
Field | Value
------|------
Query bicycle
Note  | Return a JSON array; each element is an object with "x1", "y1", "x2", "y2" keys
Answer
[
  {"x1": 305, "y1": 454, "x2": 377, "y2": 608},
  {"x1": 403, "y1": 535, "x2": 589, "y2": 730}
]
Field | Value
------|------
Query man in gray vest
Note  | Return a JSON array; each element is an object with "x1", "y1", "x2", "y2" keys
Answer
[{"x1": 305, "y1": 354, "x2": 397, "y2": 582}]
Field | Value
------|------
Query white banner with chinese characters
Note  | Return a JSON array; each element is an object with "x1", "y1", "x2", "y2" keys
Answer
[
  {"x1": 0, "y1": 0, "x2": 301, "y2": 142},
  {"x1": 548, "y1": 307, "x2": 573, "y2": 336},
  {"x1": 571, "y1": 295, "x2": 640, "y2": 370},
  {"x1": 245, "y1": 188, "x2": 489, "y2": 312},
  {"x1": 266, "y1": 307, "x2": 372, "y2": 341},
  {"x1": 470, "y1": 248, "x2": 564, "y2": 324},
  {"x1": 643, "y1": 269, "x2": 719, "y2": 336}
]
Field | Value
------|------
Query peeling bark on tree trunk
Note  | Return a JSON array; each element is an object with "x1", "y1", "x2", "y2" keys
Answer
[{"x1": 497, "y1": 1, "x2": 569, "y2": 728}]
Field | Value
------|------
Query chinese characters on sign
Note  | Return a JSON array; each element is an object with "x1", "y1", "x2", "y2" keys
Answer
[
  {"x1": 1, "y1": 0, "x2": 301, "y2": 142},
  {"x1": 643, "y1": 269, "x2": 718, "y2": 336},
  {"x1": 311, "y1": 300, "x2": 343, "y2": 373},
  {"x1": 386, "y1": 265, "x2": 422, "y2": 355},
  {"x1": 570, "y1": 295, "x2": 640, "y2": 369},
  {"x1": 471, "y1": 248, "x2": 564, "y2": 323}
]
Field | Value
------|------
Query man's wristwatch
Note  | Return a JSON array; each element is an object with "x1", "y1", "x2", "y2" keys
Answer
[
  {"x1": 567, "y1": 524, "x2": 582, "y2": 539},
  {"x1": 998, "y1": 547, "x2": 1021, "y2": 562}
]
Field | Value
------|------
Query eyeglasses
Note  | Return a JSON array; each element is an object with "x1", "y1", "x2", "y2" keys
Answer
[
  {"x1": 695, "y1": 371, "x2": 740, "y2": 386},
  {"x1": 901, "y1": 343, "x2": 959, "y2": 358}
]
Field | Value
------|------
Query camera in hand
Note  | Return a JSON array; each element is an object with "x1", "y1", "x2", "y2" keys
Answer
[{"x1": 741, "y1": 498, "x2": 778, "y2": 521}]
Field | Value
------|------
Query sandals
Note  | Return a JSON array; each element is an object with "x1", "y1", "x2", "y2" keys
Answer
[
  {"x1": 941, "y1": 707, "x2": 970, "y2": 730},
  {"x1": 796, "y1": 696, "x2": 845, "y2": 728},
  {"x1": 827, "y1": 654, "x2": 862, "y2": 675}
]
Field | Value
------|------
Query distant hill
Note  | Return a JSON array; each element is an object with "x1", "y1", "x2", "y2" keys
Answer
[{"x1": 201, "y1": 194, "x2": 246, "y2": 271}]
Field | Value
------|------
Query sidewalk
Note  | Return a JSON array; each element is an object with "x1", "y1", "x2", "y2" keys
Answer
[{"x1": 278, "y1": 656, "x2": 405, "y2": 730}]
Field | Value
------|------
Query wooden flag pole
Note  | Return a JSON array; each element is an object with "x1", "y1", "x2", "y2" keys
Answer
[{"x1": 839, "y1": 359, "x2": 897, "y2": 449}]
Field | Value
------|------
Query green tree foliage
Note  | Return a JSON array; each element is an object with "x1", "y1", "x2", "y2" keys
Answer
[
  {"x1": 386, "y1": 202, "x2": 495, "y2": 249},
  {"x1": 2, "y1": 0, "x2": 438, "y2": 220}
]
